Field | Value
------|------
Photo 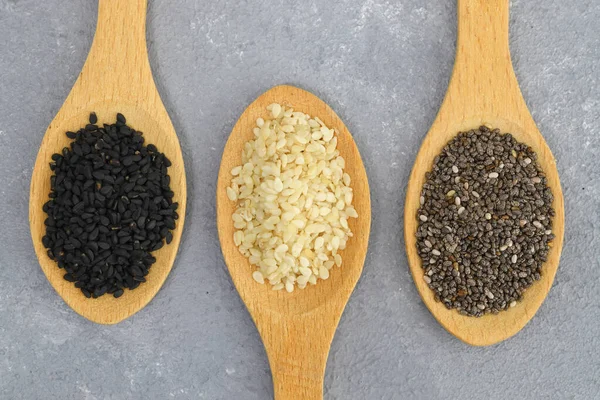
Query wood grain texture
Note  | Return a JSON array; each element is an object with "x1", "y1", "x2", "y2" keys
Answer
[
  {"x1": 404, "y1": 0, "x2": 565, "y2": 346},
  {"x1": 216, "y1": 85, "x2": 371, "y2": 399},
  {"x1": 29, "y1": 0, "x2": 186, "y2": 324}
]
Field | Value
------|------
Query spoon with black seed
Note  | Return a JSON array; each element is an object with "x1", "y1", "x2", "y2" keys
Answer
[
  {"x1": 404, "y1": 0, "x2": 564, "y2": 345},
  {"x1": 29, "y1": 0, "x2": 186, "y2": 324}
]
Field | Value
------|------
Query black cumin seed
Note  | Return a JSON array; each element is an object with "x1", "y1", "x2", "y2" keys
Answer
[{"x1": 41, "y1": 113, "x2": 178, "y2": 299}]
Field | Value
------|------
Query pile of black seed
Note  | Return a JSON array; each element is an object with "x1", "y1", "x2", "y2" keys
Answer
[
  {"x1": 416, "y1": 126, "x2": 555, "y2": 317},
  {"x1": 42, "y1": 113, "x2": 178, "y2": 299}
]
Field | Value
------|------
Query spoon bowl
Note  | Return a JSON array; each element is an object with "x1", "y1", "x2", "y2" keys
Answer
[
  {"x1": 217, "y1": 85, "x2": 371, "y2": 399},
  {"x1": 404, "y1": 0, "x2": 564, "y2": 346},
  {"x1": 29, "y1": 0, "x2": 186, "y2": 324}
]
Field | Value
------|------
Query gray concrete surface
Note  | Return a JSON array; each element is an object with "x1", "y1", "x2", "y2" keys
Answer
[{"x1": 1, "y1": 0, "x2": 599, "y2": 399}]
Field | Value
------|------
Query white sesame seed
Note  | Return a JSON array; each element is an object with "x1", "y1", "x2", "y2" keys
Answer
[
  {"x1": 500, "y1": 245, "x2": 508, "y2": 251},
  {"x1": 471, "y1": 191, "x2": 480, "y2": 198},
  {"x1": 423, "y1": 275, "x2": 432, "y2": 284},
  {"x1": 510, "y1": 301, "x2": 517, "y2": 308},
  {"x1": 226, "y1": 187, "x2": 238, "y2": 201},
  {"x1": 431, "y1": 249, "x2": 441, "y2": 256},
  {"x1": 420, "y1": 196, "x2": 425, "y2": 205},
  {"x1": 524, "y1": 158, "x2": 532, "y2": 165},
  {"x1": 485, "y1": 213, "x2": 492, "y2": 220},
  {"x1": 511, "y1": 254, "x2": 518, "y2": 264},
  {"x1": 532, "y1": 177, "x2": 541, "y2": 183},
  {"x1": 420, "y1": 215, "x2": 428, "y2": 222},
  {"x1": 533, "y1": 221, "x2": 543, "y2": 229},
  {"x1": 228, "y1": 103, "x2": 355, "y2": 292},
  {"x1": 452, "y1": 165, "x2": 459, "y2": 173},
  {"x1": 424, "y1": 240, "x2": 432, "y2": 248},
  {"x1": 488, "y1": 172, "x2": 499, "y2": 179},
  {"x1": 545, "y1": 230, "x2": 552, "y2": 235},
  {"x1": 252, "y1": 271, "x2": 265, "y2": 284},
  {"x1": 457, "y1": 207, "x2": 465, "y2": 215}
]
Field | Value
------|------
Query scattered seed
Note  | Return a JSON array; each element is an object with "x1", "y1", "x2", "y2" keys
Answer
[
  {"x1": 488, "y1": 172, "x2": 499, "y2": 179},
  {"x1": 252, "y1": 271, "x2": 265, "y2": 284},
  {"x1": 457, "y1": 207, "x2": 465, "y2": 215},
  {"x1": 452, "y1": 165, "x2": 459, "y2": 173},
  {"x1": 420, "y1": 215, "x2": 428, "y2": 222}
]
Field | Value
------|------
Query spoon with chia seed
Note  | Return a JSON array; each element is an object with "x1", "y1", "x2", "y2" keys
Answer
[
  {"x1": 404, "y1": 0, "x2": 564, "y2": 346},
  {"x1": 29, "y1": 0, "x2": 186, "y2": 324}
]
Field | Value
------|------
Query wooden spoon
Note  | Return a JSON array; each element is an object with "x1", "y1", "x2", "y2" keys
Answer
[
  {"x1": 217, "y1": 85, "x2": 371, "y2": 399},
  {"x1": 29, "y1": 0, "x2": 186, "y2": 324},
  {"x1": 405, "y1": 0, "x2": 564, "y2": 346}
]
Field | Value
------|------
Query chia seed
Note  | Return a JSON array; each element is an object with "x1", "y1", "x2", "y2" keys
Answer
[{"x1": 415, "y1": 126, "x2": 555, "y2": 317}]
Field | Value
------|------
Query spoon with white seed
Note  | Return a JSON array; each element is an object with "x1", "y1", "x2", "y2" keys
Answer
[{"x1": 217, "y1": 85, "x2": 371, "y2": 399}]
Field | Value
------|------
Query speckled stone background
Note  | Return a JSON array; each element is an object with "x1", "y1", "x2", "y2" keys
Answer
[{"x1": 0, "y1": 0, "x2": 599, "y2": 399}]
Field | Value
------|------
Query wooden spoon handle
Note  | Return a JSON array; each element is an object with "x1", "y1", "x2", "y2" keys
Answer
[
  {"x1": 261, "y1": 312, "x2": 338, "y2": 400},
  {"x1": 449, "y1": 0, "x2": 522, "y2": 117},
  {"x1": 76, "y1": 0, "x2": 152, "y2": 98},
  {"x1": 456, "y1": 0, "x2": 510, "y2": 64}
]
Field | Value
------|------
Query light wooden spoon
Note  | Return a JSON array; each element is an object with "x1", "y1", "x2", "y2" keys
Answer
[
  {"x1": 217, "y1": 85, "x2": 371, "y2": 399},
  {"x1": 29, "y1": 0, "x2": 186, "y2": 324},
  {"x1": 405, "y1": 0, "x2": 565, "y2": 346}
]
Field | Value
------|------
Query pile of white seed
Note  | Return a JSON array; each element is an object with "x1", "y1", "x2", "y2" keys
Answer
[{"x1": 227, "y1": 103, "x2": 357, "y2": 292}]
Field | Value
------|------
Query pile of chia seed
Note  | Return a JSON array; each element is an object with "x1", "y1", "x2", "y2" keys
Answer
[{"x1": 416, "y1": 126, "x2": 555, "y2": 317}]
